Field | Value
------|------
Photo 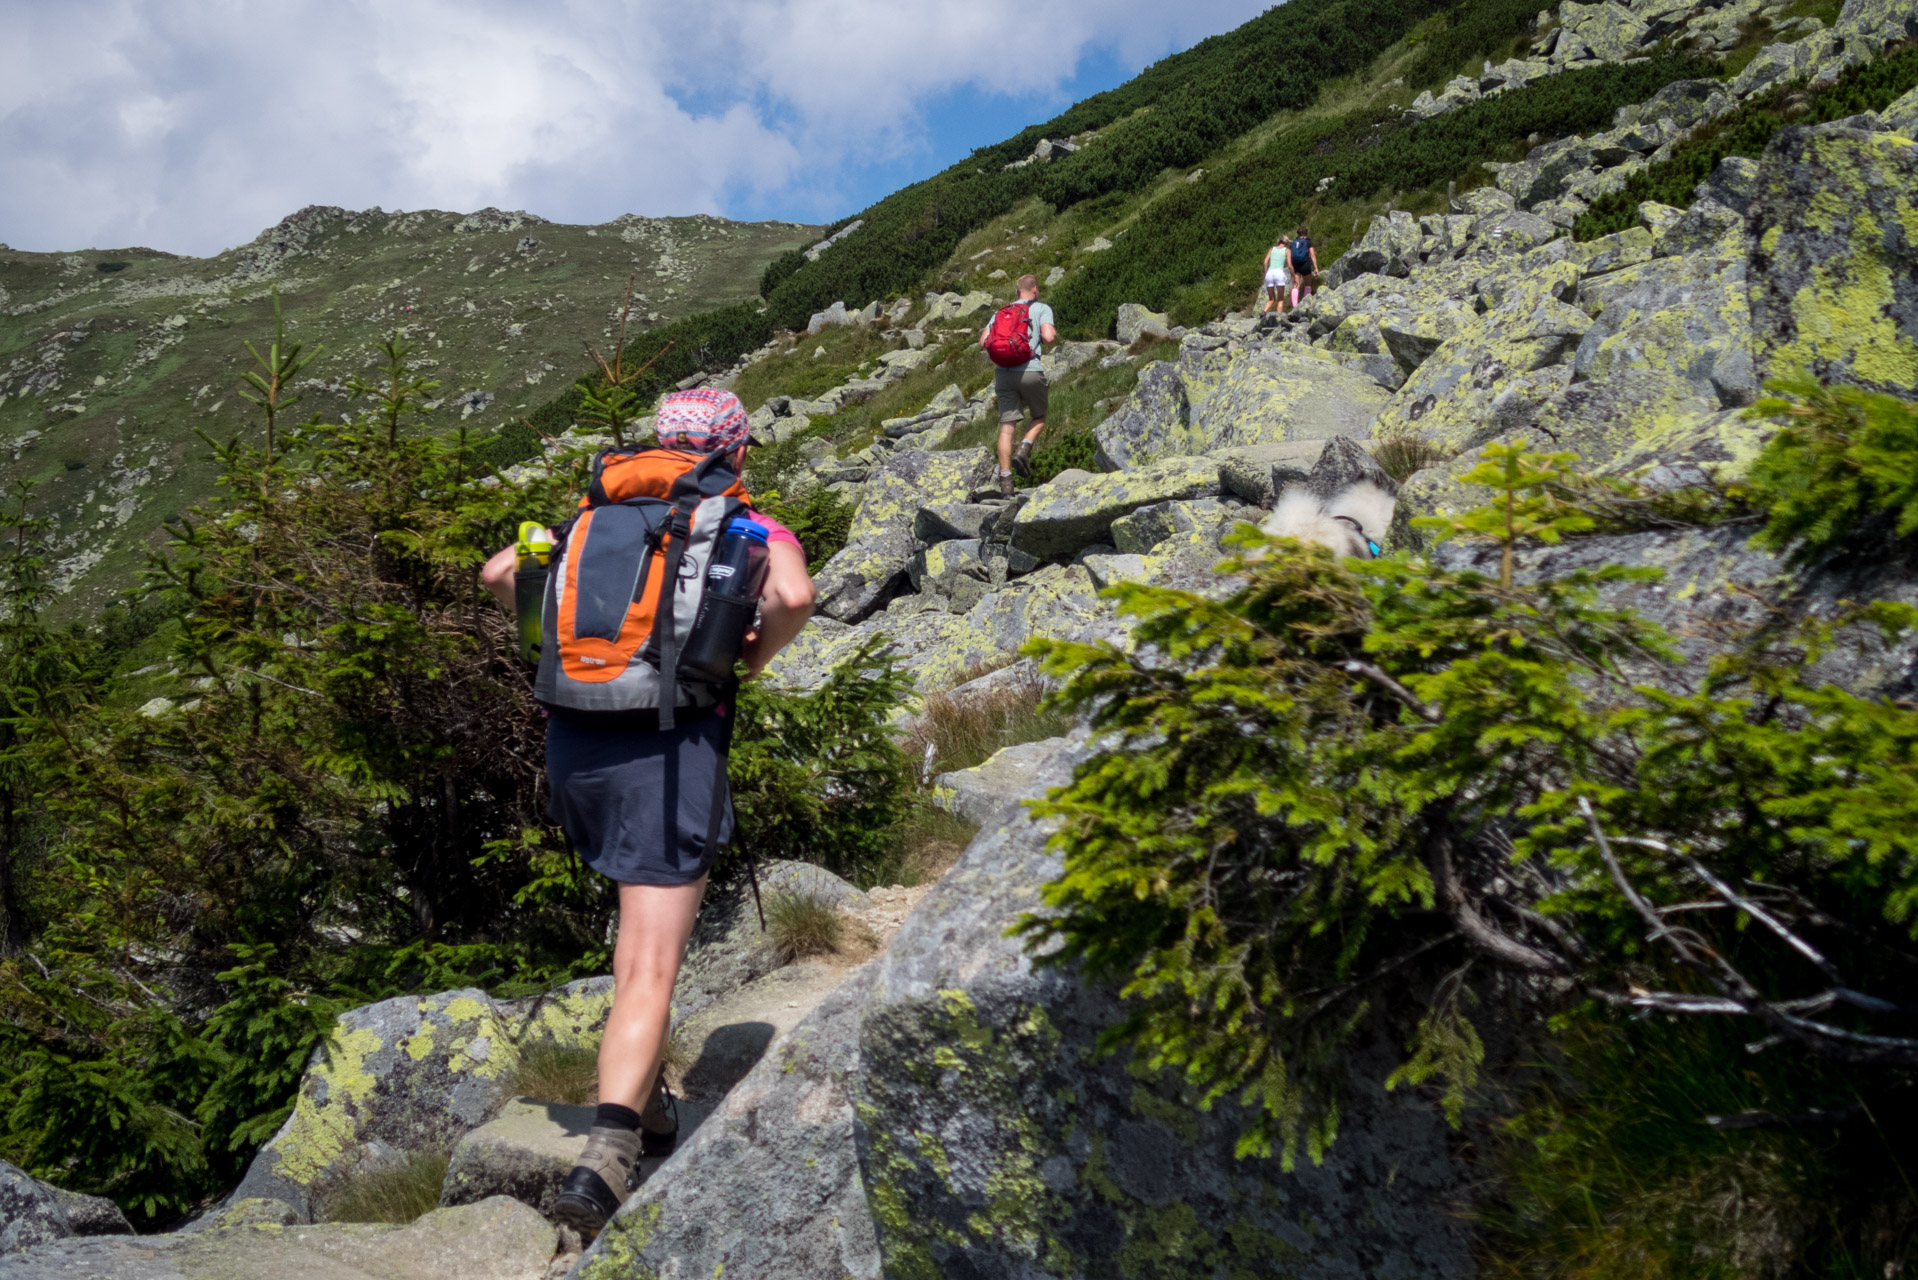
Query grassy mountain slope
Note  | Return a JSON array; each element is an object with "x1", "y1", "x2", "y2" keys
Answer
[{"x1": 0, "y1": 207, "x2": 815, "y2": 609}]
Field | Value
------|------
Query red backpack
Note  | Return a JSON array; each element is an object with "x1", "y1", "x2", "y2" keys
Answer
[{"x1": 984, "y1": 301, "x2": 1035, "y2": 367}]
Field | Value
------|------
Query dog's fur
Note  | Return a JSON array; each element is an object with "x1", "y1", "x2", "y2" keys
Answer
[{"x1": 1260, "y1": 479, "x2": 1397, "y2": 557}]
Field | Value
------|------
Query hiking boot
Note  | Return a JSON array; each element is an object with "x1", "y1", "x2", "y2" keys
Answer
[
  {"x1": 1010, "y1": 438, "x2": 1035, "y2": 479},
  {"x1": 553, "y1": 1124, "x2": 643, "y2": 1238},
  {"x1": 998, "y1": 470, "x2": 1016, "y2": 498}
]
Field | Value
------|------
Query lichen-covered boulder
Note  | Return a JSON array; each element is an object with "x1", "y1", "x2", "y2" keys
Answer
[
  {"x1": 1214, "y1": 440, "x2": 1327, "y2": 507},
  {"x1": 1114, "y1": 303, "x2": 1172, "y2": 345},
  {"x1": 1328, "y1": 210, "x2": 1422, "y2": 284},
  {"x1": 1, "y1": 1162, "x2": 118, "y2": 1255},
  {"x1": 1750, "y1": 121, "x2": 1918, "y2": 394},
  {"x1": 575, "y1": 739, "x2": 1474, "y2": 1280},
  {"x1": 814, "y1": 448, "x2": 995, "y2": 623},
  {"x1": 1010, "y1": 456, "x2": 1222, "y2": 559},
  {"x1": 1437, "y1": 522, "x2": 1918, "y2": 694},
  {"x1": 1557, "y1": 0, "x2": 1650, "y2": 61},
  {"x1": 228, "y1": 980, "x2": 613, "y2": 1221},
  {"x1": 1573, "y1": 234, "x2": 1758, "y2": 407},
  {"x1": 1833, "y1": 0, "x2": 1918, "y2": 55},
  {"x1": 1884, "y1": 83, "x2": 1918, "y2": 136},
  {"x1": 1729, "y1": 41, "x2": 1811, "y2": 98},
  {"x1": 935, "y1": 734, "x2": 1077, "y2": 826},
  {"x1": 1370, "y1": 290, "x2": 1586, "y2": 451},
  {"x1": 1573, "y1": 225, "x2": 1654, "y2": 275},
  {"x1": 1177, "y1": 345, "x2": 1392, "y2": 452},
  {"x1": 912, "y1": 501, "x2": 1001, "y2": 544},
  {"x1": 1089, "y1": 361, "x2": 1188, "y2": 471},
  {"x1": 765, "y1": 563, "x2": 1122, "y2": 692},
  {"x1": 1325, "y1": 312, "x2": 1387, "y2": 356},
  {"x1": 909, "y1": 539, "x2": 991, "y2": 611},
  {"x1": 1109, "y1": 497, "x2": 1235, "y2": 555}
]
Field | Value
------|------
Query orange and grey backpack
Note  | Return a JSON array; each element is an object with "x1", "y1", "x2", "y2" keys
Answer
[{"x1": 534, "y1": 445, "x2": 753, "y2": 727}]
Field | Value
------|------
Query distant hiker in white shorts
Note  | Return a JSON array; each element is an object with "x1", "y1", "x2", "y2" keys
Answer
[
  {"x1": 1262, "y1": 235, "x2": 1292, "y2": 313},
  {"x1": 979, "y1": 274, "x2": 1057, "y2": 498}
]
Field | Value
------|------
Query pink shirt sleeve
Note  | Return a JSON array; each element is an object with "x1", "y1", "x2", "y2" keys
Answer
[{"x1": 754, "y1": 511, "x2": 804, "y2": 556}]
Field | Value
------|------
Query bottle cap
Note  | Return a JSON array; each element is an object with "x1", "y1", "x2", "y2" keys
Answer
[{"x1": 727, "y1": 517, "x2": 770, "y2": 542}]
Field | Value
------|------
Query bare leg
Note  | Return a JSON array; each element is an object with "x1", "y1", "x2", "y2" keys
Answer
[
  {"x1": 997, "y1": 417, "x2": 1018, "y2": 473},
  {"x1": 598, "y1": 879, "x2": 707, "y2": 1114},
  {"x1": 1023, "y1": 418, "x2": 1045, "y2": 446}
]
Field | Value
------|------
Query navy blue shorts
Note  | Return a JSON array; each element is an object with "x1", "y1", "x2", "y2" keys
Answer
[{"x1": 544, "y1": 708, "x2": 733, "y2": 886}]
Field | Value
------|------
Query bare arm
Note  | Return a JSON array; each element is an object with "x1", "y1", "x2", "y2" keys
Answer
[
  {"x1": 1040, "y1": 322, "x2": 1058, "y2": 344},
  {"x1": 481, "y1": 544, "x2": 517, "y2": 611},
  {"x1": 978, "y1": 323, "x2": 991, "y2": 349},
  {"x1": 741, "y1": 540, "x2": 815, "y2": 677}
]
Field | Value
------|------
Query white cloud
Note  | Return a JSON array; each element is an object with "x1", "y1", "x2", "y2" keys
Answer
[{"x1": 0, "y1": 0, "x2": 1274, "y2": 257}]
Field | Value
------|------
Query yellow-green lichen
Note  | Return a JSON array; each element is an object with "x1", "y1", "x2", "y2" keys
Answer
[
  {"x1": 577, "y1": 1203, "x2": 663, "y2": 1280},
  {"x1": 270, "y1": 1024, "x2": 384, "y2": 1185}
]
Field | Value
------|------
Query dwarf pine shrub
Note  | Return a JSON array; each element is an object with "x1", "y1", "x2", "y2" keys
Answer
[{"x1": 1022, "y1": 438, "x2": 1918, "y2": 1179}]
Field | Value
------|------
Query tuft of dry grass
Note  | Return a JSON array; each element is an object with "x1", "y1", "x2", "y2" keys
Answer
[
  {"x1": 321, "y1": 1149, "x2": 451, "y2": 1224},
  {"x1": 507, "y1": 1038, "x2": 601, "y2": 1106},
  {"x1": 894, "y1": 802, "x2": 978, "y2": 886},
  {"x1": 1371, "y1": 432, "x2": 1457, "y2": 484},
  {"x1": 764, "y1": 891, "x2": 844, "y2": 965},
  {"x1": 900, "y1": 663, "x2": 1074, "y2": 781}
]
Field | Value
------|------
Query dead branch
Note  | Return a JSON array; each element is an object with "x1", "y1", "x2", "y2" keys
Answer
[{"x1": 1579, "y1": 797, "x2": 1918, "y2": 1067}]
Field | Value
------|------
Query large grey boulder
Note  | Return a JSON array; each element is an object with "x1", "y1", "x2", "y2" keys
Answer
[
  {"x1": 3, "y1": 1195, "x2": 556, "y2": 1280},
  {"x1": 1573, "y1": 232, "x2": 1758, "y2": 409},
  {"x1": 764, "y1": 560, "x2": 1122, "y2": 693},
  {"x1": 1, "y1": 1162, "x2": 129, "y2": 1255},
  {"x1": 1327, "y1": 210, "x2": 1422, "y2": 284},
  {"x1": 1094, "y1": 346, "x2": 1390, "y2": 471},
  {"x1": 1089, "y1": 360, "x2": 1188, "y2": 470},
  {"x1": 1436, "y1": 523, "x2": 1918, "y2": 696},
  {"x1": 1010, "y1": 456, "x2": 1222, "y2": 559},
  {"x1": 934, "y1": 734, "x2": 1076, "y2": 826},
  {"x1": 813, "y1": 448, "x2": 995, "y2": 622},
  {"x1": 229, "y1": 979, "x2": 616, "y2": 1221},
  {"x1": 1750, "y1": 120, "x2": 1918, "y2": 394},
  {"x1": 1114, "y1": 303, "x2": 1173, "y2": 345},
  {"x1": 576, "y1": 740, "x2": 1474, "y2": 1279},
  {"x1": 1214, "y1": 440, "x2": 1332, "y2": 507}
]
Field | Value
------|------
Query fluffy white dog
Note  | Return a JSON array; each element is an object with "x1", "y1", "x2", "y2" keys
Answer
[{"x1": 1255, "y1": 437, "x2": 1398, "y2": 559}]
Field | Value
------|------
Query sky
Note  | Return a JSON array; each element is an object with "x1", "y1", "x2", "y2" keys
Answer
[{"x1": 0, "y1": 0, "x2": 1277, "y2": 259}]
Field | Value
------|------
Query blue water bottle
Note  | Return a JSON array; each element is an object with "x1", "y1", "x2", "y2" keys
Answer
[{"x1": 680, "y1": 518, "x2": 771, "y2": 683}]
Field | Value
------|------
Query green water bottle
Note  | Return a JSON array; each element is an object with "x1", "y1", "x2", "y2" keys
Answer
[{"x1": 513, "y1": 521, "x2": 553, "y2": 665}]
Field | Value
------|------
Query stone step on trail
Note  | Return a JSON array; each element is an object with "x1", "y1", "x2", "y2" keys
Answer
[{"x1": 0, "y1": 1195, "x2": 557, "y2": 1280}]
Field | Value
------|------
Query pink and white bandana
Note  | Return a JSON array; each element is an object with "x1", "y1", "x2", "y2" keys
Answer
[{"x1": 655, "y1": 387, "x2": 755, "y2": 452}]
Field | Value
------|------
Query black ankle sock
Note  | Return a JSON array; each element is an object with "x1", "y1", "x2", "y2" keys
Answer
[{"x1": 595, "y1": 1103, "x2": 642, "y2": 1132}]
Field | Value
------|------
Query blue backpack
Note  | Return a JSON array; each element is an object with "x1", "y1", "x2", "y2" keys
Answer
[{"x1": 1290, "y1": 236, "x2": 1313, "y2": 273}]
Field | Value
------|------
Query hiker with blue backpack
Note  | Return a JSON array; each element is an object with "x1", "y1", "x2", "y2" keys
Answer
[
  {"x1": 1288, "y1": 226, "x2": 1319, "y2": 308},
  {"x1": 479, "y1": 388, "x2": 816, "y2": 1237},
  {"x1": 980, "y1": 273, "x2": 1058, "y2": 497}
]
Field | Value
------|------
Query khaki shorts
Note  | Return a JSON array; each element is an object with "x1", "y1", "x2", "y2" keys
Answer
[{"x1": 994, "y1": 368, "x2": 1049, "y2": 423}]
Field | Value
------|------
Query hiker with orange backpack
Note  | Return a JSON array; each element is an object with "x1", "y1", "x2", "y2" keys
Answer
[
  {"x1": 479, "y1": 388, "x2": 815, "y2": 1236},
  {"x1": 979, "y1": 273, "x2": 1058, "y2": 497}
]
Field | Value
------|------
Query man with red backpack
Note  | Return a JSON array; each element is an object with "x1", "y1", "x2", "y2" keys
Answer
[
  {"x1": 478, "y1": 387, "x2": 815, "y2": 1237},
  {"x1": 979, "y1": 274, "x2": 1058, "y2": 497}
]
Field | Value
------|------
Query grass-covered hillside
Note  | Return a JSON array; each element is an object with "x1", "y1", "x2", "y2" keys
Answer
[{"x1": 0, "y1": 207, "x2": 815, "y2": 610}]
